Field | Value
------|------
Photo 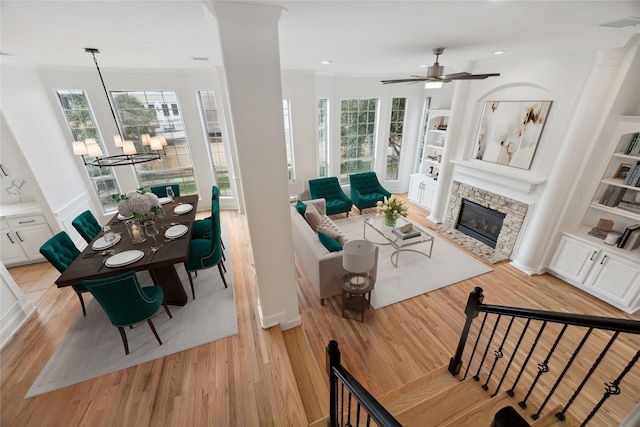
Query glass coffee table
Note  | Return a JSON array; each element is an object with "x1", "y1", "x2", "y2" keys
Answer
[{"x1": 363, "y1": 216, "x2": 434, "y2": 267}]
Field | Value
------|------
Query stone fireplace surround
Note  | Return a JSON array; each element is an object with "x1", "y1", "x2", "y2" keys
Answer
[{"x1": 434, "y1": 181, "x2": 529, "y2": 264}]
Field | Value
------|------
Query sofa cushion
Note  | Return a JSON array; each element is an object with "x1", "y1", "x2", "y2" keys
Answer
[
  {"x1": 305, "y1": 202, "x2": 322, "y2": 232},
  {"x1": 295, "y1": 200, "x2": 307, "y2": 216},
  {"x1": 317, "y1": 225, "x2": 346, "y2": 246},
  {"x1": 318, "y1": 231, "x2": 343, "y2": 252}
]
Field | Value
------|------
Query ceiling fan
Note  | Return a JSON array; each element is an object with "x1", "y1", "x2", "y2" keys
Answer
[{"x1": 381, "y1": 47, "x2": 500, "y2": 85}]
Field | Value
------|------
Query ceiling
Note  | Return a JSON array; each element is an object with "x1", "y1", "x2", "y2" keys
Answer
[{"x1": 1, "y1": 1, "x2": 639, "y2": 77}]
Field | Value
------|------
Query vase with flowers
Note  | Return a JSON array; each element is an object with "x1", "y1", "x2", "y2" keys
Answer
[
  {"x1": 376, "y1": 195, "x2": 408, "y2": 228},
  {"x1": 113, "y1": 189, "x2": 162, "y2": 243}
]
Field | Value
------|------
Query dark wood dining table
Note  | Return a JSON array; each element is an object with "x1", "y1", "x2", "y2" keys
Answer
[{"x1": 55, "y1": 195, "x2": 198, "y2": 306}]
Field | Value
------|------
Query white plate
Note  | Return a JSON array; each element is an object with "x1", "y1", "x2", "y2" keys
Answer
[
  {"x1": 92, "y1": 233, "x2": 122, "y2": 250},
  {"x1": 165, "y1": 224, "x2": 188, "y2": 239},
  {"x1": 118, "y1": 213, "x2": 134, "y2": 220},
  {"x1": 105, "y1": 250, "x2": 145, "y2": 268},
  {"x1": 158, "y1": 197, "x2": 172, "y2": 205},
  {"x1": 174, "y1": 204, "x2": 193, "y2": 215}
]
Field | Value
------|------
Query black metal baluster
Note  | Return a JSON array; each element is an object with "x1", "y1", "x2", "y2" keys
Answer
[
  {"x1": 556, "y1": 332, "x2": 619, "y2": 421},
  {"x1": 355, "y1": 401, "x2": 361, "y2": 426},
  {"x1": 347, "y1": 391, "x2": 352, "y2": 426},
  {"x1": 463, "y1": 312, "x2": 488, "y2": 381},
  {"x1": 492, "y1": 319, "x2": 531, "y2": 397},
  {"x1": 581, "y1": 349, "x2": 640, "y2": 427},
  {"x1": 366, "y1": 413, "x2": 371, "y2": 427},
  {"x1": 532, "y1": 327, "x2": 593, "y2": 420},
  {"x1": 519, "y1": 323, "x2": 567, "y2": 409},
  {"x1": 482, "y1": 316, "x2": 515, "y2": 390},
  {"x1": 473, "y1": 314, "x2": 502, "y2": 381},
  {"x1": 328, "y1": 341, "x2": 340, "y2": 427},
  {"x1": 508, "y1": 321, "x2": 547, "y2": 397},
  {"x1": 341, "y1": 382, "x2": 345, "y2": 427}
]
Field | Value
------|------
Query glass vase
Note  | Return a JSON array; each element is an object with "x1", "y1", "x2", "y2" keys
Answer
[
  {"x1": 125, "y1": 219, "x2": 147, "y2": 244},
  {"x1": 384, "y1": 216, "x2": 396, "y2": 228}
]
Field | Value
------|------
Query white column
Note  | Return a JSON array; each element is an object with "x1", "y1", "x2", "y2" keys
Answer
[{"x1": 210, "y1": 2, "x2": 300, "y2": 329}]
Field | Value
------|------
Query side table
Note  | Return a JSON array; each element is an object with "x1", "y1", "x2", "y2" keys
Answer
[{"x1": 341, "y1": 275, "x2": 375, "y2": 322}]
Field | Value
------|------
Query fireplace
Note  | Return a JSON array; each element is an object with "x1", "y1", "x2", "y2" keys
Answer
[{"x1": 456, "y1": 199, "x2": 506, "y2": 249}]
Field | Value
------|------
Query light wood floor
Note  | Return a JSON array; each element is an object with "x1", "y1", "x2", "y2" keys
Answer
[{"x1": 3, "y1": 195, "x2": 639, "y2": 426}]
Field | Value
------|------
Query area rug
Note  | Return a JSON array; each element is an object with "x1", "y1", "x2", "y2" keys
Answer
[
  {"x1": 25, "y1": 227, "x2": 236, "y2": 399},
  {"x1": 335, "y1": 215, "x2": 493, "y2": 309}
]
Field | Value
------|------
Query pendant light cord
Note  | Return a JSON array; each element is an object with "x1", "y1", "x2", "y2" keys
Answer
[{"x1": 87, "y1": 48, "x2": 124, "y2": 141}]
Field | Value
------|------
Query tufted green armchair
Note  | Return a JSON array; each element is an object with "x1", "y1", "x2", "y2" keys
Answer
[
  {"x1": 72, "y1": 210, "x2": 102, "y2": 244},
  {"x1": 39, "y1": 232, "x2": 89, "y2": 316},
  {"x1": 349, "y1": 172, "x2": 392, "y2": 214},
  {"x1": 308, "y1": 177, "x2": 353, "y2": 217}
]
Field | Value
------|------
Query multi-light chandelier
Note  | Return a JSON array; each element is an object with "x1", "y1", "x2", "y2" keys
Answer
[{"x1": 72, "y1": 48, "x2": 165, "y2": 167}]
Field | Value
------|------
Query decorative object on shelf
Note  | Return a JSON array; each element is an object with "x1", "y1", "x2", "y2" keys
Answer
[
  {"x1": 587, "y1": 218, "x2": 614, "y2": 239},
  {"x1": 342, "y1": 240, "x2": 376, "y2": 287},
  {"x1": 604, "y1": 231, "x2": 622, "y2": 246},
  {"x1": 617, "y1": 223, "x2": 640, "y2": 249},
  {"x1": 71, "y1": 48, "x2": 166, "y2": 167},
  {"x1": 376, "y1": 195, "x2": 408, "y2": 227},
  {"x1": 624, "y1": 132, "x2": 640, "y2": 155},
  {"x1": 125, "y1": 219, "x2": 146, "y2": 244},
  {"x1": 613, "y1": 163, "x2": 632, "y2": 180},
  {"x1": 471, "y1": 100, "x2": 552, "y2": 170},
  {"x1": 114, "y1": 189, "x2": 161, "y2": 222},
  {"x1": 624, "y1": 161, "x2": 640, "y2": 186}
]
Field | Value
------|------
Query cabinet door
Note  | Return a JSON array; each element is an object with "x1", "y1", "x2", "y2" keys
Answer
[
  {"x1": 15, "y1": 224, "x2": 53, "y2": 260},
  {"x1": 549, "y1": 236, "x2": 600, "y2": 283},
  {"x1": 408, "y1": 177, "x2": 422, "y2": 204},
  {"x1": 1, "y1": 230, "x2": 28, "y2": 264},
  {"x1": 420, "y1": 181, "x2": 435, "y2": 210},
  {"x1": 586, "y1": 253, "x2": 640, "y2": 304}
]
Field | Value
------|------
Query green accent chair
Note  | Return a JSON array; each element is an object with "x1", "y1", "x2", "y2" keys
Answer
[
  {"x1": 308, "y1": 177, "x2": 353, "y2": 217},
  {"x1": 150, "y1": 184, "x2": 180, "y2": 198},
  {"x1": 185, "y1": 204, "x2": 227, "y2": 299},
  {"x1": 192, "y1": 186, "x2": 220, "y2": 240},
  {"x1": 72, "y1": 210, "x2": 102, "y2": 244},
  {"x1": 83, "y1": 271, "x2": 172, "y2": 355},
  {"x1": 39, "y1": 232, "x2": 89, "y2": 316},
  {"x1": 349, "y1": 172, "x2": 392, "y2": 214}
]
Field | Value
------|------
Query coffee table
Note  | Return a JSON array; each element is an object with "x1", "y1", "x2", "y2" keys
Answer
[{"x1": 363, "y1": 216, "x2": 434, "y2": 267}]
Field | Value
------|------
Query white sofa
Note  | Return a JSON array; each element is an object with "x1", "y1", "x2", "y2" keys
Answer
[{"x1": 290, "y1": 198, "x2": 378, "y2": 304}]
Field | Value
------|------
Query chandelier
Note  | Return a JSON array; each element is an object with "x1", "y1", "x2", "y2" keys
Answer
[{"x1": 72, "y1": 48, "x2": 165, "y2": 167}]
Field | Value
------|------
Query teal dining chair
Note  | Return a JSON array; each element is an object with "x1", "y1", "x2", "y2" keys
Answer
[
  {"x1": 72, "y1": 210, "x2": 102, "y2": 244},
  {"x1": 150, "y1": 184, "x2": 180, "y2": 198},
  {"x1": 192, "y1": 186, "x2": 220, "y2": 240},
  {"x1": 39, "y1": 232, "x2": 89, "y2": 316},
  {"x1": 185, "y1": 208, "x2": 227, "y2": 299},
  {"x1": 83, "y1": 271, "x2": 172, "y2": 355}
]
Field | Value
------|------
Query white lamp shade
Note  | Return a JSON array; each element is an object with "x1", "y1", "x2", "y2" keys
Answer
[
  {"x1": 113, "y1": 135, "x2": 124, "y2": 147},
  {"x1": 424, "y1": 81, "x2": 443, "y2": 89},
  {"x1": 72, "y1": 141, "x2": 87, "y2": 155},
  {"x1": 122, "y1": 140, "x2": 137, "y2": 155},
  {"x1": 149, "y1": 137, "x2": 163, "y2": 151},
  {"x1": 85, "y1": 141, "x2": 103, "y2": 157},
  {"x1": 141, "y1": 134, "x2": 151, "y2": 146},
  {"x1": 343, "y1": 240, "x2": 376, "y2": 274}
]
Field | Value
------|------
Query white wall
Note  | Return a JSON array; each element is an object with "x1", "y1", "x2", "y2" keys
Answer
[{"x1": 0, "y1": 261, "x2": 34, "y2": 349}]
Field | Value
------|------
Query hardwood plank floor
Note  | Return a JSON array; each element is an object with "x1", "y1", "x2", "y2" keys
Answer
[{"x1": 3, "y1": 195, "x2": 639, "y2": 426}]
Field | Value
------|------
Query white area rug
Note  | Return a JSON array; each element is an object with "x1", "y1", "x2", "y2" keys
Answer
[
  {"x1": 335, "y1": 215, "x2": 493, "y2": 309},
  {"x1": 26, "y1": 227, "x2": 236, "y2": 399}
]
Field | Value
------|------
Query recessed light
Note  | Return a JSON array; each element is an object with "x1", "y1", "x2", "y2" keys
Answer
[
  {"x1": 419, "y1": 64, "x2": 427, "y2": 68},
  {"x1": 191, "y1": 57, "x2": 209, "y2": 61},
  {"x1": 321, "y1": 60, "x2": 332, "y2": 65},
  {"x1": 493, "y1": 51, "x2": 505, "y2": 55}
]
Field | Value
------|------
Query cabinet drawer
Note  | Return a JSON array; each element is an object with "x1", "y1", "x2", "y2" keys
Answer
[{"x1": 7, "y1": 215, "x2": 47, "y2": 228}]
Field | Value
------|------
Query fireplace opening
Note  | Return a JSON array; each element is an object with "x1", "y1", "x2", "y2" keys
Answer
[{"x1": 455, "y1": 199, "x2": 506, "y2": 249}]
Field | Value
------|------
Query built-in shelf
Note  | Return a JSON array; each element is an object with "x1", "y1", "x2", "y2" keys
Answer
[{"x1": 589, "y1": 200, "x2": 640, "y2": 221}]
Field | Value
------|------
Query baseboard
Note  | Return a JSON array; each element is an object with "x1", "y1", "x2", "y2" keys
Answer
[{"x1": 256, "y1": 299, "x2": 301, "y2": 330}]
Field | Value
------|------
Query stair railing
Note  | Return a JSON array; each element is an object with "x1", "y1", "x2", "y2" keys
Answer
[
  {"x1": 327, "y1": 340, "x2": 402, "y2": 427},
  {"x1": 449, "y1": 286, "x2": 640, "y2": 426}
]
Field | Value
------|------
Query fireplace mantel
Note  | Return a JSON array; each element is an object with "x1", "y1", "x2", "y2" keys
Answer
[{"x1": 450, "y1": 159, "x2": 546, "y2": 194}]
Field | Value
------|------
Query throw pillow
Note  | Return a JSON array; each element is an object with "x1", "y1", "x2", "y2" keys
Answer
[
  {"x1": 317, "y1": 225, "x2": 346, "y2": 246},
  {"x1": 318, "y1": 231, "x2": 343, "y2": 252},
  {"x1": 295, "y1": 200, "x2": 307, "y2": 216},
  {"x1": 305, "y1": 202, "x2": 322, "y2": 232}
]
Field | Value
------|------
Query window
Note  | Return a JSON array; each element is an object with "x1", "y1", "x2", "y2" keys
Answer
[
  {"x1": 197, "y1": 90, "x2": 232, "y2": 197},
  {"x1": 340, "y1": 98, "x2": 378, "y2": 182},
  {"x1": 416, "y1": 97, "x2": 432, "y2": 173},
  {"x1": 283, "y1": 99, "x2": 295, "y2": 180},
  {"x1": 56, "y1": 90, "x2": 121, "y2": 213},
  {"x1": 386, "y1": 98, "x2": 407, "y2": 180},
  {"x1": 112, "y1": 91, "x2": 197, "y2": 195},
  {"x1": 317, "y1": 98, "x2": 329, "y2": 177},
  {"x1": 171, "y1": 104, "x2": 179, "y2": 116}
]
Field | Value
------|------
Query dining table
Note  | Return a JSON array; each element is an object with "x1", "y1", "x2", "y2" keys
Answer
[{"x1": 55, "y1": 195, "x2": 199, "y2": 306}]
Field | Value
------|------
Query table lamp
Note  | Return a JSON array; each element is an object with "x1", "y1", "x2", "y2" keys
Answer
[{"x1": 343, "y1": 240, "x2": 375, "y2": 287}]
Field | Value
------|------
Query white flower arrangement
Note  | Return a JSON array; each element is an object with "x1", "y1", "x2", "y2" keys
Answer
[
  {"x1": 115, "y1": 189, "x2": 161, "y2": 220},
  {"x1": 376, "y1": 195, "x2": 408, "y2": 223}
]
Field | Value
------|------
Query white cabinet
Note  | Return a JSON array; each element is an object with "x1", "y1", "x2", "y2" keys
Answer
[
  {"x1": 409, "y1": 174, "x2": 436, "y2": 211},
  {"x1": 417, "y1": 109, "x2": 449, "y2": 178},
  {"x1": 549, "y1": 233, "x2": 640, "y2": 313},
  {"x1": 0, "y1": 214, "x2": 54, "y2": 266}
]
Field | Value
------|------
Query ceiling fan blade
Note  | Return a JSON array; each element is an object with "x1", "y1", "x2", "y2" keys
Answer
[
  {"x1": 437, "y1": 72, "x2": 472, "y2": 80},
  {"x1": 381, "y1": 78, "x2": 429, "y2": 84},
  {"x1": 449, "y1": 73, "x2": 501, "y2": 80}
]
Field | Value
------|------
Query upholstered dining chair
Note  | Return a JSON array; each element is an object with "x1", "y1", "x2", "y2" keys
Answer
[
  {"x1": 192, "y1": 185, "x2": 220, "y2": 240},
  {"x1": 308, "y1": 177, "x2": 353, "y2": 217},
  {"x1": 150, "y1": 184, "x2": 180, "y2": 198},
  {"x1": 185, "y1": 207, "x2": 227, "y2": 299},
  {"x1": 72, "y1": 210, "x2": 102, "y2": 244},
  {"x1": 83, "y1": 271, "x2": 172, "y2": 355},
  {"x1": 39, "y1": 232, "x2": 90, "y2": 316},
  {"x1": 349, "y1": 172, "x2": 392, "y2": 214}
]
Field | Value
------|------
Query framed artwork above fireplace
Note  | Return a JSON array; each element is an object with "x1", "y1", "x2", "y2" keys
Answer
[{"x1": 471, "y1": 100, "x2": 552, "y2": 170}]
